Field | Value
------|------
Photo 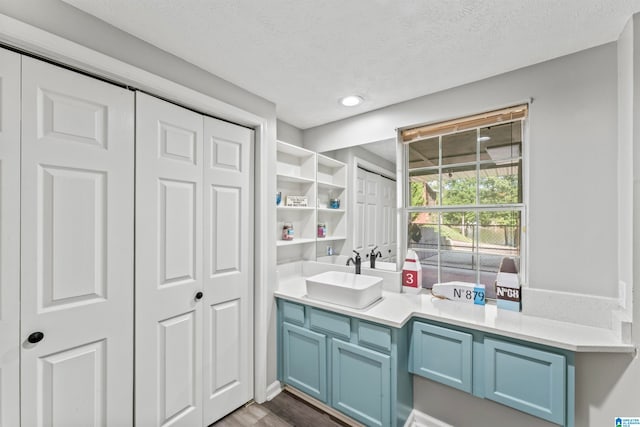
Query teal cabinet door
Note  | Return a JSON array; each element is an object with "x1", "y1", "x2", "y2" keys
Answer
[
  {"x1": 484, "y1": 338, "x2": 566, "y2": 425},
  {"x1": 410, "y1": 322, "x2": 473, "y2": 393},
  {"x1": 282, "y1": 322, "x2": 327, "y2": 402},
  {"x1": 332, "y1": 339, "x2": 391, "y2": 427}
]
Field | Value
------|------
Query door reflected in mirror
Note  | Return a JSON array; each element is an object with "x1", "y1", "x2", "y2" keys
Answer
[{"x1": 318, "y1": 139, "x2": 398, "y2": 271}]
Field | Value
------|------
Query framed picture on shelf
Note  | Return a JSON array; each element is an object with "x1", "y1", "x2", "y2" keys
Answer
[{"x1": 285, "y1": 195, "x2": 308, "y2": 207}]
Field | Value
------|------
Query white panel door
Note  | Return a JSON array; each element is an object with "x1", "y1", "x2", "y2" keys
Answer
[
  {"x1": 354, "y1": 168, "x2": 366, "y2": 253},
  {"x1": 0, "y1": 48, "x2": 20, "y2": 427},
  {"x1": 20, "y1": 56, "x2": 134, "y2": 426},
  {"x1": 379, "y1": 176, "x2": 396, "y2": 261},
  {"x1": 365, "y1": 170, "x2": 378, "y2": 252},
  {"x1": 135, "y1": 92, "x2": 204, "y2": 427},
  {"x1": 203, "y1": 117, "x2": 254, "y2": 423}
]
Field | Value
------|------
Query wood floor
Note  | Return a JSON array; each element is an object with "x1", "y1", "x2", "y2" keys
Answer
[{"x1": 211, "y1": 390, "x2": 351, "y2": 427}]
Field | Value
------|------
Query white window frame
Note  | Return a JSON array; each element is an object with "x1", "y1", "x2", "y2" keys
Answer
[{"x1": 398, "y1": 109, "x2": 528, "y2": 291}]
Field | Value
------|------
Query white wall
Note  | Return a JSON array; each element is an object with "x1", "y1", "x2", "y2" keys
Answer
[
  {"x1": 305, "y1": 43, "x2": 620, "y2": 300},
  {"x1": 0, "y1": 0, "x2": 275, "y2": 121},
  {"x1": 276, "y1": 119, "x2": 304, "y2": 146}
]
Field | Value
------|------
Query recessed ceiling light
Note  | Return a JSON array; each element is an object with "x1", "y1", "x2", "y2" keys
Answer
[
  {"x1": 478, "y1": 136, "x2": 491, "y2": 142},
  {"x1": 339, "y1": 95, "x2": 364, "y2": 107}
]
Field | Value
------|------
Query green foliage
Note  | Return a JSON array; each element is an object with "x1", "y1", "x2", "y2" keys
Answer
[
  {"x1": 421, "y1": 224, "x2": 472, "y2": 243},
  {"x1": 410, "y1": 182, "x2": 425, "y2": 207},
  {"x1": 439, "y1": 174, "x2": 520, "y2": 226}
]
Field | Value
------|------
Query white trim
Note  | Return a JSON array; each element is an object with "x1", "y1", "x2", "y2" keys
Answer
[
  {"x1": 265, "y1": 381, "x2": 283, "y2": 401},
  {"x1": 0, "y1": 12, "x2": 272, "y2": 405},
  {"x1": 355, "y1": 156, "x2": 396, "y2": 181},
  {"x1": 403, "y1": 409, "x2": 454, "y2": 427}
]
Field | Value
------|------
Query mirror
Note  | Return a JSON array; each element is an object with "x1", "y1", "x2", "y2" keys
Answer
[{"x1": 316, "y1": 138, "x2": 399, "y2": 271}]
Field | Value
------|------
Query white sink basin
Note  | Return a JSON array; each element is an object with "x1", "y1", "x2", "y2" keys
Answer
[{"x1": 305, "y1": 271, "x2": 383, "y2": 309}]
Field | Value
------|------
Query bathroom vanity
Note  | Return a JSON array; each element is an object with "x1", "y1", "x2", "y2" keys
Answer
[{"x1": 275, "y1": 264, "x2": 634, "y2": 427}]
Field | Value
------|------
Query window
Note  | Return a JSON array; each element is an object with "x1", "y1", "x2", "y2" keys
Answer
[{"x1": 401, "y1": 105, "x2": 527, "y2": 298}]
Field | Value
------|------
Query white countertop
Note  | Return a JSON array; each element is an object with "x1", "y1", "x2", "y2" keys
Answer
[{"x1": 275, "y1": 276, "x2": 635, "y2": 353}]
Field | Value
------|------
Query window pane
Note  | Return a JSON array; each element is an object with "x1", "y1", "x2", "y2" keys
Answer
[
  {"x1": 479, "y1": 122, "x2": 521, "y2": 163},
  {"x1": 479, "y1": 161, "x2": 521, "y2": 204},
  {"x1": 439, "y1": 211, "x2": 477, "y2": 285},
  {"x1": 478, "y1": 210, "x2": 521, "y2": 298},
  {"x1": 409, "y1": 169, "x2": 439, "y2": 207},
  {"x1": 442, "y1": 129, "x2": 476, "y2": 165},
  {"x1": 408, "y1": 136, "x2": 439, "y2": 168},
  {"x1": 442, "y1": 165, "x2": 476, "y2": 206},
  {"x1": 407, "y1": 212, "x2": 439, "y2": 287}
]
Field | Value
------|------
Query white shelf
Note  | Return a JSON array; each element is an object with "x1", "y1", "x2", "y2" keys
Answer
[
  {"x1": 318, "y1": 154, "x2": 345, "y2": 168},
  {"x1": 317, "y1": 236, "x2": 347, "y2": 242},
  {"x1": 277, "y1": 173, "x2": 316, "y2": 184},
  {"x1": 277, "y1": 206, "x2": 316, "y2": 212},
  {"x1": 317, "y1": 180, "x2": 346, "y2": 190},
  {"x1": 276, "y1": 142, "x2": 348, "y2": 263},
  {"x1": 277, "y1": 238, "x2": 317, "y2": 247},
  {"x1": 317, "y1": 208, "x2": 345, "y2": 214}
]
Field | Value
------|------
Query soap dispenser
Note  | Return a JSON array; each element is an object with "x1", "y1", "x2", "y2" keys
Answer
[{"x1": 369, "y1": 246, "x2": 383, "y2": 269}]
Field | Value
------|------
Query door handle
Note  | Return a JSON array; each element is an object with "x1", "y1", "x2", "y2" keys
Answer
[
  {"x1": 27, "y1": 331, "x2": 44, "y2": 344},
  {"x1": 195, "y1": 291, "x2": 204, "y2": 301}
]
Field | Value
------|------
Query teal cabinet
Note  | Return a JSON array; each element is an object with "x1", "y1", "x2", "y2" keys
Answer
[
  {"x1": 332, "y1": 339, "x2": 391, "y2": 427},
  {"x1": 484, "y1": 338, "x2": 566, "y2": 425},
  {"x1": 409, "y1": 319, "x2": 574, "y2": 427},
  {"x1": 282, "y1": 322, "x2": 328, "y2": 402},
  {"x1": 410, "y1": 322, "x2": 472, "y2": 393},
  {"x1": 277, "y1": 299, "x2": 412, "y2": 427}
]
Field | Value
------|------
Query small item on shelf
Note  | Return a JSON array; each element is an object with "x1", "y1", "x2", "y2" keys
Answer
[
  {"x1": 326, "y1": 246, "x2": 334, "y2": 256},
  {"x1": 285, "y1": 195, "x2": 308, "y2": 207},
  {"x1": 329, "y1": 198, "x2": 340, "y2": 209},
  {"x1": 317, "y1": 223, "x2": 327, "y2": 238},
  {"x1": 276, "y1": 192, "x2": 282, "y2": 206},
  {"x1": 282, "y1": 223, "x2": 294, "y2": 240}
]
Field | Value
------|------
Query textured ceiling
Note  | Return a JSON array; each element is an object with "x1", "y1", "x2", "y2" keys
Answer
[{"x1": 62, "y1": 0, "x2": 640, "y2": 129}]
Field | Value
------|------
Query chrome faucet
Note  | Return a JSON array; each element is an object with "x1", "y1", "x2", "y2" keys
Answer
[{"x1": 346, "y1": 250, "x2": 362, "y2": 274}]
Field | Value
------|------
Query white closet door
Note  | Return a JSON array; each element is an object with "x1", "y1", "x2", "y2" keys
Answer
[
  {"x1": 354, "y1": 167, "x2": 366, "y2": 253},
  {"x1": 388, "y1": 177, "x2": 397, "y2": 261},
  {"x1": 365, "y1": 170, "x2": 378, "y2": 252},
  {"x1": 20, "y1": 57, "x2": 134, "y2": 426},
  {"x1": 379, "y1": 176, "x2": 396, "y2": 261},
  {"x1": 202, "y1": 117, "x2": 254, "y2": 423},
  {"x1": 0, "y1": 48, "x2": 20, "y2": 427},
  {"x1": 135, "y1": 92, "x2": 204, "y2": 427}
]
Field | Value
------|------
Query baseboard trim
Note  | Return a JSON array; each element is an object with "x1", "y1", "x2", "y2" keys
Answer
[
  {"x1": 266, "y1": 381, "x2": 283, "y2": 401},
  {"x1": 283, "y1": 385, "x2": 364, "y2": 426},
  {"x1": 404, "y1": 409, "x2": 454, "y2": 427}
]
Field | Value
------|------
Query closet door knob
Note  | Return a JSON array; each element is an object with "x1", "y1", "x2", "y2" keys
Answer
[
  {"x1": 27, "y1": 331, "x2": 44, "y2": 344},
  {"x1": 195, "y1": 291, "x2": 204, "y2": 301}
]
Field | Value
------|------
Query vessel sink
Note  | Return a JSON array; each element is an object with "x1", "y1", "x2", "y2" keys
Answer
[{"x1": 305, "y1": 271, "x2": 383, "y2": 309}]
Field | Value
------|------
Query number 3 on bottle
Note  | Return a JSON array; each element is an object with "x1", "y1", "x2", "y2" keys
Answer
[{"x1": 403, "y1": 270, "x2": 418, "y2": 288}]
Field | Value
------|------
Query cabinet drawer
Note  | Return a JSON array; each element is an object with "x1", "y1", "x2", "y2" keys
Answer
[
  {"x1": 484, "y1": 338, "x2": 566, "y2": 425},
  {"x1": 410, "y1": 322, "x2": 472, "y2": 393},
  {"x1": 309, "y1": 308, "x2": 350, "y2": 340},
  {"x1": 358, "y1": 321, "x2": 391, "y2": 353},
  {"x1": 281, "y1": 300, "x2": 305, "y2": 326}
]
